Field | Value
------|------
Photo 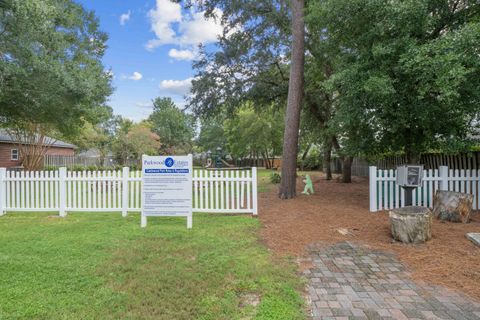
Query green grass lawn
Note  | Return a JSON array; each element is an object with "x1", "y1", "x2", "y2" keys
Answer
[
  {"x1": 0, "y1": 211, "x2": 305, "y2": 319},
  {"x1": 256, "y1": 168, "x2": 279, "y2": 193}
]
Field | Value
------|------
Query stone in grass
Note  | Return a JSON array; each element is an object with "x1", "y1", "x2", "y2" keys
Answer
[
  {"x1": 466, "y1": 233, "x2": 480, "y2": 247},
  {"x1": 432, "y1": 190, "x2": 472, "y2": 223},
  {"x1": 389, "y1": 206, "x2": 432, "y2": 244}
]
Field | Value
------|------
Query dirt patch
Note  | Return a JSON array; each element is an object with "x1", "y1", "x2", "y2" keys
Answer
[
  {"x1": 259, "y1": 172, "x2": 480, "y2": 301},
  {"x1": 238, "y1": 293, "x2": 260, "y2": 308}
]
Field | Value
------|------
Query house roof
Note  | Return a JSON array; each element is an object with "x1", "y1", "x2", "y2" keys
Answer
[
  {"x1": 0, "y1": 129, "x2": 76, "y2": 149},
  {"x1": 77, "y1": 149, "x2": 113, "y2": 157}
]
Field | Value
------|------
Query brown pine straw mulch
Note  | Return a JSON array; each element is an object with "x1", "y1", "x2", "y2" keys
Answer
[{"x1": 259, "y1": 172, "x2": 480, "y2": 301}]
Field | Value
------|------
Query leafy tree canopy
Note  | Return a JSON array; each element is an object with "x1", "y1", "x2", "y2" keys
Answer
[
  {"x1": 196, "y1": 115, "x2": 227, "y2": 153},
  {"x1": 148, "y1": 97, "x2": 196, "y2": 155},
  {"x1": 111, "y1": 119, "x2": 160, "y2": 164},
  {"x1": 0, "y1": 0, "x2": 112, "y2": 136},
  {"x1": 307, "y1": 0, "x2": 480, "y2": 161},
  {"x1": 224, "y1": 103, "x2": 284, "y2": 167},
  {"x1": 126, "y1": 122, "x2": 160, "y2": 158},
  {"x1": 184, "y1": 0, "x2": 291, "y2": 117}
]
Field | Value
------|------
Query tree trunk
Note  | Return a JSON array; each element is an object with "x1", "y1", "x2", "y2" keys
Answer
[
  {"x1": 405, "y1": 139, "x2": 420, "y2": 163},
  {"x1": 262, "y1": 152, "x2": 270, "y2": 169},
  {"x1": 300, "y1": 143, "x2": 311, "y2": 171},
  {"x1": 265, "y1": 149, "x2": 273, "y2": 169},
  {"x1": 279, "y1": 0, "x2": 305, "y2": 199},
  {"x1": 406, "y1": 151, "x2": 420, "y2": 164},
  {"x1": 324, "y1": 141, "x2": 332, "y2": 180},
  {"x1": 11, "y1": 126, "x2": 51, "y2": 171},
  {"x1": 342, "y1": 156, "x2": 353, "y2": 183},
  {"x1": 301, "y1": 143, "x2": 311, "y2": 161}
]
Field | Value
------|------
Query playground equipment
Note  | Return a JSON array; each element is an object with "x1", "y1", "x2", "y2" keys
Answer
[
  {"x1": 205, "y1": 157, "x2": 233, "y2": 169},
  {"x1": 205, "y1": 147, "x2": 234, "y2": 169}
]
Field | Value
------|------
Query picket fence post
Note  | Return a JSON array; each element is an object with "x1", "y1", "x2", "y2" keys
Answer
[
  {"x1": 369, "y1": 166, "x2": 378, "y2": 212},
  {"x1": 0, "y1": 168, "x2": 6, "y2": 215},
  {"x1": 59, "y1": 167, "x2": 67, "y2": 217},
  {"x1": 122, "y1": 167, "x2": 129, "y2": 217},
  {"x1": 439, "y1": 166, "x2": 449, "y2": 191},
  {"x1": 252, "y1": 167, "x2": 258, "y2": 215}
]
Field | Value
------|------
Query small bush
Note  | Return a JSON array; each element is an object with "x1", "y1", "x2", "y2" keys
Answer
[
  {"x1": 70, "y1": 165, "x2": 87, "y2": 172},
  {"x1": 299, "y1": 151, "x2": 322, "y2": 171},
  {"x1": 270, "y1": 172, "x2": 281, "y2": 184}
]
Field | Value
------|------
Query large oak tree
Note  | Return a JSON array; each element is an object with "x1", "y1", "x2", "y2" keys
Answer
[
  {"x1": 307, "y1": 0, "x2": 480, "y2": 163},
  {"x1": 0, "y1": 0, "x2": 112, "y2": 169}
]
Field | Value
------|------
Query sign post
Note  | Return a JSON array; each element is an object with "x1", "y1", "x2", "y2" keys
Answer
[{"x1": 141, "y1": 154, "x2": 193, "y2": 228}]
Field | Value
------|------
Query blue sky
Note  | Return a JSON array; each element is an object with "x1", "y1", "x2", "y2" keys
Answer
[{"x1": 77, "y1": 0, "x2": 223, "y2": 121}]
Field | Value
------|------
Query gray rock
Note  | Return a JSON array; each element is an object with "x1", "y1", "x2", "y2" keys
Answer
[
  {"x1": 466, "y1": 233, "x2": 480, "y2": 247},
  {"x1": 389, "y1": 206, "x2": 432, "y2": 244},
  {"x1": 432, "y1": 190, "x2": 473, "y2": 223}
]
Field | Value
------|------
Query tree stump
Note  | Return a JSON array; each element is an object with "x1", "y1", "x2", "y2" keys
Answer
[
  {"x1": 389, "y1": 206, "x2": 432, "y2": 244},
  {"x1": 432, "y1": 190, "x2": 472, "y2": 223}
]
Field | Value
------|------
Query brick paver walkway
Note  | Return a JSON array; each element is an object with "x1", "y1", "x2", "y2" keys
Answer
[{"x1": 304, "y1": 242, "x2": 480, "y2": 320}]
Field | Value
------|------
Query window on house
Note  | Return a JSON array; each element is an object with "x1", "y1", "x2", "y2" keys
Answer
[{"x1": 11, "y1": 149, "x2": 19, "y2": 161}]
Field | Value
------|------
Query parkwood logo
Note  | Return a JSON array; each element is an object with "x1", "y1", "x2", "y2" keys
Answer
[{"x1": 143, "y1": 158, "x2": 189, "y2": 168}]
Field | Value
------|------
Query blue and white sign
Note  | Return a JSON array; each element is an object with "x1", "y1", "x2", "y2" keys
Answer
[{"x1": 141, "y1": 154, "x2": 193, "y2": 228}]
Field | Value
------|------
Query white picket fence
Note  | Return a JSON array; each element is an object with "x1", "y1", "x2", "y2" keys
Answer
[
  {"x1": 0, "y1": 167, "x2": 258, "y2": 216},
  {"x1": 369, "y1": 166, "x2": 480, "y2": 212}
]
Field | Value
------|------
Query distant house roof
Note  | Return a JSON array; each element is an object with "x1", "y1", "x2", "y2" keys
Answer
[
  {"x1": 77, "y1": 149, "x2": 100, "y2": 157},
  {"x1": 0, "y1": 129, "x2": 76, "y2": 149},
  {"x1": 77, "y1": 149, "x2": 113, "y2": 157}
]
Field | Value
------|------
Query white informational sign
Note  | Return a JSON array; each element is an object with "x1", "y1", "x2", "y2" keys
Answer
[{"x1": 141, "y1": 154, "x2": 193, "y2": 228}]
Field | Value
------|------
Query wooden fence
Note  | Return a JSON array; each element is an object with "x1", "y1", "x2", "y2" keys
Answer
[
  {"x1": 369, "y1": 166, "x2": 480, "y2": 212},
  {"x1": 375, "y1": 152, "x2": 480, "y2": 170},
  {"x1": 43, "y1": 155, "x2": 104, "y2": 168},
  {"x1": 351, "y1": 158, "x2": 370, "y2": 177},
  {"x1": 0, "y1": 167, "x2": 258, "y2": 216},
  {"x1": 347, "y1": 152, "x2": 480, "y2": 177},
  {"x1": 43, "y1": 155, "x2": 140, "y2": 168}
]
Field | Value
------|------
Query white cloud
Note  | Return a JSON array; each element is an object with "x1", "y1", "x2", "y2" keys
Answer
[
  {"x1": 168, "y1": 48, "x2": 196, "y2": 61},
  {"x1": 130, "y1": 72, "x2": 143, "y2": 81},
  {"x1": 159, "y1": 77, "x2": 193, "y2": 96},
  {"x1": 146, "y1": 1, "x2": 224, "y2": 50},
  {"x1": 146, "y1": 0, "x2": 182, "y2": 50},
  {"x1": 177, "y1": 10, "x2": 223, "y2": 46},
  {"x1": 122, "y1": 71, "x2": 143, "y2": 81},
  {"x1": 120, "y1": 10, "x2": 131, "y2": 26}
]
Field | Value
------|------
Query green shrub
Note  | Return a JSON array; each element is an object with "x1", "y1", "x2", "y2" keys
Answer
[
  {"x1": 85, "y1": 165, "x2": 98, "y2": 171},
  {"x1": 270, "y1": 172, "x2": 281, "y2": 184},
  {"x1": 69, "y1": 165, "x2": 87, "y2": 172},
  {"x1": 299, "y1": 151, "x2": 322, "y2": 171}
]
